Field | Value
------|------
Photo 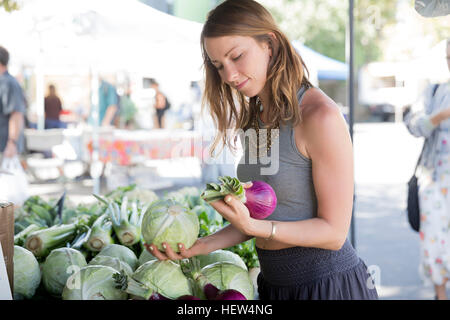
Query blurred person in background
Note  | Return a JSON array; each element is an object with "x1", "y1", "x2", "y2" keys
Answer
[
  {"x1": 89, "y1": 77, "x2": 119, "y2": 127},
  {"x1": 404, "y1": 39, "x2": 450, "y2": 300},
  {"x1": 150, "y1": 78, "x2": 171, "y2": 129},
  {"x1": 0, "y1": 45, "x2": 25, "y2": 159},
  {"x1": 44, "y1": 84, "x2": 67, "y2": 129},
  {"x1": 119, "y1": 86, "x2": 138, "y2": 129}
]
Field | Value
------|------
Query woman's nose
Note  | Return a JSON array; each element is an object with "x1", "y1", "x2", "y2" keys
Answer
[{"x1": 223, "y1": 64, "x2": 239, "y2": 84}]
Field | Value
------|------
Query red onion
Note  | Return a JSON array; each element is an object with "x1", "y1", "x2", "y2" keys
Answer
[
  {"x1": 177, "y1": 295, "x2": 201, "y2": 300},
  {"x1": 204, "y1": 283, "x2": 220, "y2": 300},
  {"x1": 244, "y1": 180, "x2": 277, "y2": 219},
  {"x1": 148, "y1": 293, "x2": 170, "y2": 300},
  {"x1": 215, "y1": 289, "x2": 247, "y2": 300},
  {"x1": 201, "y1": 176, "x2": 277, "y2": 220}
]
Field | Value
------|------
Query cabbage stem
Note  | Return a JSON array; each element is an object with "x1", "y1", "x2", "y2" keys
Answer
[
  {"x1": 107, "y1": 199, "x2": 141, "y2": 246},
  {"x1": 25, "y1": 223, "x2": 78, "y2": 257},
  {"x1": 85, "y1": 214, "x2": 114, "y2": 252},
  {"x1": 14, "y1": 224, "x2": 42, "y2": 246},
  {"x1": 113, "y1": 271, "x2": 153, "y2": 299}
]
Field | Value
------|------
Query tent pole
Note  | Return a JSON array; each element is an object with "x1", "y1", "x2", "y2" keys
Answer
[
  {"x1": 89, "y1": 67, "x2": 101, "y2": 195},
  {"x1": 347, "y1": 0, "x2": 356, "y2": 250},
  {"x1": 36, "y1": 42, "x2": 45, "y2": 131}
]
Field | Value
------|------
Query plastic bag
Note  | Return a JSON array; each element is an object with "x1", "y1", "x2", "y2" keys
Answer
[{"x1": 0, "y1": 156, "x2": 30, "y2": 206}]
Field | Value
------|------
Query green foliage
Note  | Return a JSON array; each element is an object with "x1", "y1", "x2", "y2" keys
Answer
[
  {"x1": 0, "y1": 0, "x2": 19, "y2": 12},
  {"x1": 259, "y1": 0, "x2": 397, "y2": 68},
  {"x1": 227, "y1": 237, "x2": 260, "y2": 269}
]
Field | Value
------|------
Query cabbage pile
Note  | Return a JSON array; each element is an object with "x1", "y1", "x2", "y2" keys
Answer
[{"x1": 12, "y1": 182, "x2": 258, "y2": 300}]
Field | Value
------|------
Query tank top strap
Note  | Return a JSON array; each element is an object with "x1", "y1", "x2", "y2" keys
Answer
[
  {"x1": 285, "y1": 84, "x2": 313, "y2": 163},
  {"x1": 296, "y1": 82, "x2": 312, "y2": 105}
]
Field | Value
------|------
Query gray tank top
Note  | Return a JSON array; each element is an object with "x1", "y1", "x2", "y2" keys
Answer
[{"x1": 236, "y1": 85, "x2": 317, "y2": 221}]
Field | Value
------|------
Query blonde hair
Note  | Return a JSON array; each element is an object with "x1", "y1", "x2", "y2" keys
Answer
[{"x1": 201, "y1": 0, "x2": 312, "y2": 156}]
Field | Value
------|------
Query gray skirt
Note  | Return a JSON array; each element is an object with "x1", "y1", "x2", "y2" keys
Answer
[{"x1": 256, "y1": 239, "x2": 378, "y2": 300}]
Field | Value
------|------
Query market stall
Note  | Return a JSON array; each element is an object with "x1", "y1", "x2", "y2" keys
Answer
[{"x1": 4, "y1": 180, "x2": 261, "y2": 300}]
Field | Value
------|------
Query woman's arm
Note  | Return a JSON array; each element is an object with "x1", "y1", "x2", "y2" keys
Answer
[
  {"x1": 430, "y1": 107, "x2": 450, "y2": 127},
  {"x1": 404, "y1": 84, "x2": 440, "y2": 138},
  {"x1": 216, "y1": 100, "x2": 353, "y2": 251},
  {"x1": 4, "y1": 111, "x2": 24, "y2": 157}
]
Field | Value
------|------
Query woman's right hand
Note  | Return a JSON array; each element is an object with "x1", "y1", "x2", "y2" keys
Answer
[{"x1": 145, "y1": 237, "x2": 208, "y2": 261}]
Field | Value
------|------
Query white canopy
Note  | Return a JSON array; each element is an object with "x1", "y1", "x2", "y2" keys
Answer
[{"x1": 0, "y1": 0, "x2": 204, "y2": 79}]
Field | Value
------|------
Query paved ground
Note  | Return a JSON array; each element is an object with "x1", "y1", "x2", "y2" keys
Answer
[
  {"x1": 352, "y1": 122, "x2": 441, "y2": 300},
  {"x1": 27, "y1": 122, "x2": 448, "y2": 300}
]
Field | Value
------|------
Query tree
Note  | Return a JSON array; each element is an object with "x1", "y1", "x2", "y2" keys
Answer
[
  {"x1": 258, "y1": 0, "x2": 396, "y2": 68},
  {"x1": 0, "y1": 0, "x2": 19, "y2": 12}
]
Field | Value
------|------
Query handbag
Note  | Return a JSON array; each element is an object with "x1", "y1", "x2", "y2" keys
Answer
[
  {"x1": 407, "y1": 142, "x2": 426, "y2": 232},
  {"x1": 407, "y1": 83, "x2": 441, "y2": 232}
]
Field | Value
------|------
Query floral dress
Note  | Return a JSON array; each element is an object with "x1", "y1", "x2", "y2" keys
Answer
[{"x1": 404, "y1": 82, "x2": 450, "y2": 286}]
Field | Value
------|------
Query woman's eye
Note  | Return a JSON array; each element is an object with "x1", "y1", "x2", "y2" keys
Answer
[{"x1": 232, "y1": 54, "x2": 242, "y2": 61}]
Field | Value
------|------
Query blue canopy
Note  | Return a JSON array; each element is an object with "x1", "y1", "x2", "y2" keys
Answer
[{"x1": 292, "y1": 40, "x2": 348, "y2": 81}]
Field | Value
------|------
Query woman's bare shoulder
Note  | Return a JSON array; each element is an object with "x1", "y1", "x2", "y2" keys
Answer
[{"x1": 299, "y1": 87, "x2": 343, "y2": 130}]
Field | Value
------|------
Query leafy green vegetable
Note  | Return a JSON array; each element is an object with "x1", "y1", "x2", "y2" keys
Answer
[
  {"x1": 42, "y1": 248, "x2": 87, "y2": 297},
  {"x1": 201, "y1": 176, "x2": 246, "y2": 203},
  {"x1": 14, "y1": 224, "x2": 42, "y2": 246},
  {"x1": 85, "y1": 214, "x2": 114, "y2": 252},
  {"x1": 88, "y1": 255, "x2": 133, "y2": 276},
  {"x1": 196, "y1": 249, "x2": 248, "y2": 271},
  {"x1": 97, "y1": 244, "x2": 139, "y2": 271},
  {"x1": 62, "y1": 265, "x2": 127, "y2": 300},
  {"x1": 141, "y1": 199, "x2": 199, "y2": 253},
  {"x1": 114, "y1": 260, "x2": 192, "y2": 300},
  {"x1": 227, "y1": 238, "x2": 260, "y2": 269},
  {"x1": 13, "y1": 246, "x2": 41, "y2": 299}
]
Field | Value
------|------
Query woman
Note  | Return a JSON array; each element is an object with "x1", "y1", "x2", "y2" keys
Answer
[
  {"x1": 150, "y1": 79, "x2": 170, "y2": 129},
  {"x1": 404, "y1": 39, "x2": 450, "y2": 300},
  {"x1": 148, "y1": 0, "x2": 378, "y2": 300},
  {"x1": 44, "y1": 84, "x2": 66, "y2": 129}
]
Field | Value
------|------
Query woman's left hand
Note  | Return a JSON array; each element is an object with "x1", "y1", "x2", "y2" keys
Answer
[{"x1": 208, "y1": 183, "x2": 254, "y2": 235}]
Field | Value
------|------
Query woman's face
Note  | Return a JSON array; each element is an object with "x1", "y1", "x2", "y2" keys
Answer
[{"x1": 204, "y1": 35, "x2": 272, "y2": 98}]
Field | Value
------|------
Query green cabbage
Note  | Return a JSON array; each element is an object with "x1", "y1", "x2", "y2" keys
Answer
[
  {"x1": 138, "y1": 249, "x2": 157, "y2": 266},
  {"x1": 196, "y1": 250, "x2": 247, "y2": 271},
  {"x1": 199, "y1": 262, "x2": 254, "y2": 300},
  {"x1": 13, "y1": 246, "x2": 41, "y2": 299},
  {"x1": 141, "y1": 199, "x2": 199, "y2": 252},
  {"x1": 125, "y1": 188, "x2": 159, "y2": 205},
  {"x1": 97, "y1": 244, "x2": 138, "y2": 271},
  {"x1": 62, "y1": 265, "x2": 128, "y2": 300},
  {"x1": 42, "y1": 247, "x2": 87, "y2": 297},
  {"x1": 115, "y1": 260, "x2": 192, "y2": 300},
  {"x1": 89, "y1": 255, "x2": 133, "y2": 276}
]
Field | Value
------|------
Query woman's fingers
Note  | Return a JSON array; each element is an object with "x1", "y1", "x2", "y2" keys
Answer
[
  {"x1": 161, "y1": 242, "x2": 183, "y2": 260},
  {"x1": 243, "y1": 181, "x2": 253, "y2": 189},
  {"x1": 209, "y1": 199, "x2": 234, "y2": 219},
  {"x1": 145, "y1": 243, "x2": 168, "y2": 261},
  {"x1": 177, "y1": 243, "x2": 191, "y2": 258},
  {"x1": 224, "y1": 194, "x2": 241, "y2": 213}
]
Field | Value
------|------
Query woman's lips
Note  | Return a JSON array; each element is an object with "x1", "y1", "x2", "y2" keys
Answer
[{"x1": 236, "y1": 79, "x2": 249, "y2": 90}]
